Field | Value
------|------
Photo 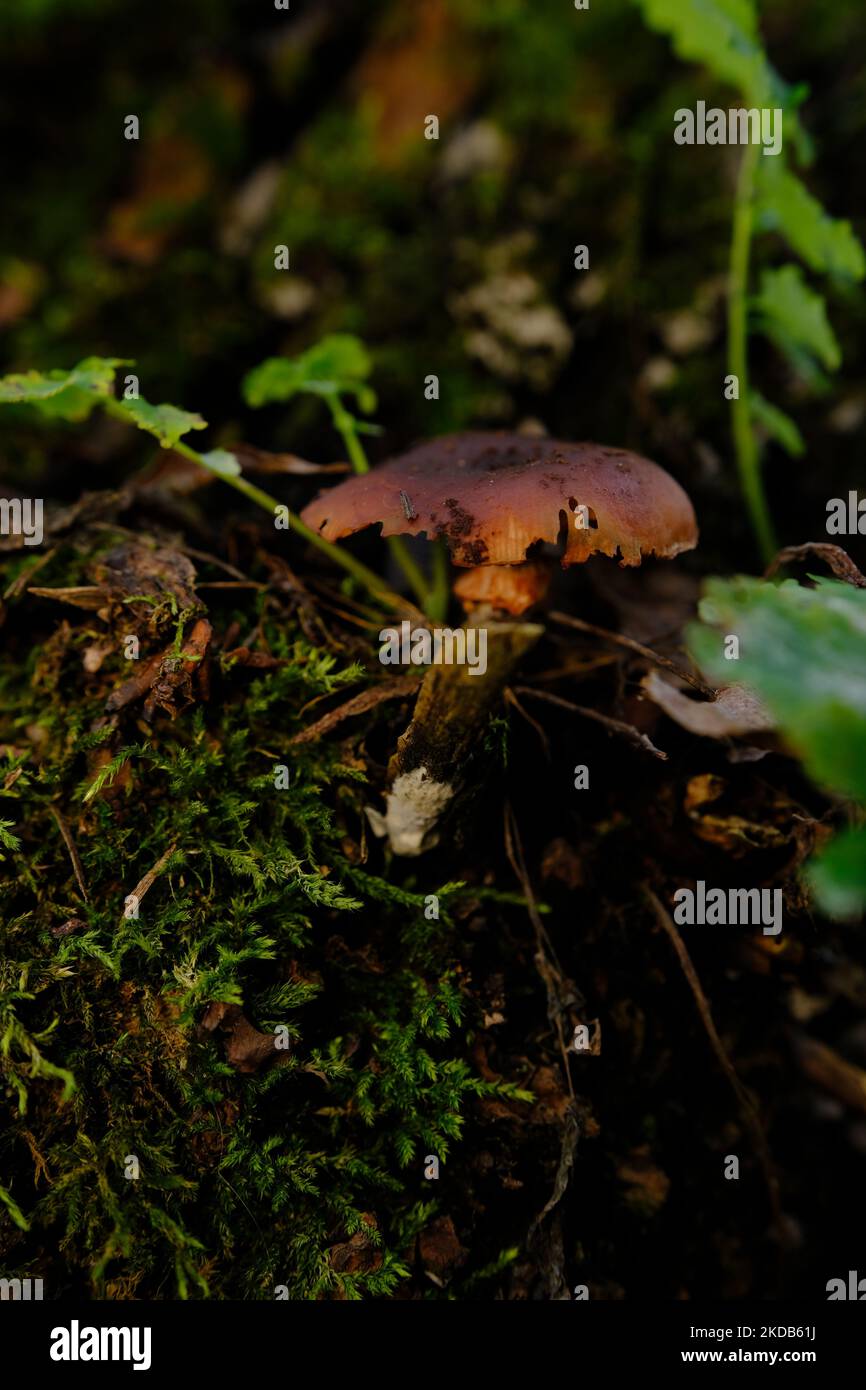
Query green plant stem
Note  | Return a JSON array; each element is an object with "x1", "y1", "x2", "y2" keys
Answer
[
  {"x1": 171, "y1": 441, "x2": 413, "y2": 619},
  {"x1": 428, "y1": 540, "x2": 451, "y2": 623},
  {"x1": 728, "y1": 140, "x2": 777, "y2": 564},
  {"x1": 327, "y1": 397, "x2": 432, "y2": 612}
]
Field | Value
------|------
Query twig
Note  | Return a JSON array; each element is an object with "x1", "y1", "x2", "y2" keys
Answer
[
  {"x1": 290, "y1": 674, "x2": 422, "y2": 744},
  {"x1": 503, "y1": 686, "x2": 551, "y2": 759},
  {"x1": 514, "y1": 686, "x2": 668, "y2": 760},
  {"x1": 121, "y1": 843, "x2": 177, "y2": 924},
  {"x1": 178, "y1": 546, "x2": 252, "y2": 582},
  {"x1": 549, "y1": 610, "x2": 715, "y2": 696},
  {"x1": 195, "y1": 581, "x2": 265, "y2": 590},
  {"x1": 643, "y1": 885, "x2": 780, "y2": 1227},
  {"x1": 49, "y1": 806, "x2": 89, "y2": 903},
  {"x1": 3, "y1": 546, "x2": 58, "y2": 601},
  {"x1": 764, "y1": 542, "x2": 866, "y2": 589}
]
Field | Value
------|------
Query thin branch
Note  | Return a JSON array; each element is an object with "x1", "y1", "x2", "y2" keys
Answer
[
  {"x1": 549, "y1": 610, "x2": 715, "y2": 696},
  {"x1": 514, "y1": 686, "x2": 668, "y2": 760},
  {"x1": 49, "y1": 806, "x2": 88, "y2": 902},
  {"x1": 290, "y1": 674, "x2": 422, "y2": 745},
  {"x1": 503, "y1": 686, "x2": 551, "y2": 759},
  {"x1": 120, "y1": 843, "x2": 178, "y2": 924},
  {"x1": 764, "y1": 543, "x2": 866, "y2": 589}
]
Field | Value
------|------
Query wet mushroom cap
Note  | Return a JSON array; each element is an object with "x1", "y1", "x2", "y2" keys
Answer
[{"x1": 300, "y1": 432, "x2": 698, "y2": 568}]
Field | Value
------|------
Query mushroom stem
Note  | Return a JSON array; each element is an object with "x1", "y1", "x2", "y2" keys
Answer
[
  {"x1": 373, "y1": 608, "x2": 543, "y2": 855},
  {"x1": 453, "y1": 558, "x2": 553, "y2": 617}
]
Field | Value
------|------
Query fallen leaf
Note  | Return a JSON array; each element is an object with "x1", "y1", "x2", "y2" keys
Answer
[
  {"x1": 51, "y1": 918, "x2": 86, "y2": 939},
  {"x1": 199, "y1": 1001, "x2": 284, "y2": 1075},
  {"x1": 418, "y1": 1216, "x2": 467, "y2": 1281},
  {"x1": 230, "y1": 443, "x2": 349, "y2": 476},
  {"x1": 641, "y1": 670, "x2": 774, "y2": 738},
  {"x1": 28, "y1": 586, "x2": 108, "y2": 611},
  {"x1": 93, "y1": 542, "x2": 200, "y2": 614}
]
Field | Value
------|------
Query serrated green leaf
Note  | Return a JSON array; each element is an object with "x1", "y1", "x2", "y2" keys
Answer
[
  {"x1": 807, "y1": 826, "x2": 866, "y2": 921},
  {"x1": 755, "y1": 162, "x2": 866, "y2": 281},
  {"x1": 114, "y1": 396, "x2": 207, "y2": 449},
  {"x1": 633, "y1": 0, "x2": 782, "y2": 106},
  {"x1": 243, "y1": 334, "x2": 375, "y2": 412},
  {"x1": 0, "y1": 357, "x2": 125, "y2": 422},
  {"x1": 691, "y1": 576, "x2": 866, "y2": 918},
  {"x1": 749, "y1": 390, "x2": 805, "y2": 456},
  {"x1": 690, "y1": 576, "x2": 866, "y2": 804},
  {"x1": 752, "y1": 264, "x2": 841, "y2": 373}
]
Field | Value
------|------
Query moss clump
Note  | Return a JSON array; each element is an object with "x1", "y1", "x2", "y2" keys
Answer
[{"x1": 0, "y1": 522, "x2": 530, "y2": 1300}]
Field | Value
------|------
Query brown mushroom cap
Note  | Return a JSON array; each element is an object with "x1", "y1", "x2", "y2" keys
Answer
[{"x1": 300, "y1": 431, "x2": 698, "y2": 569}]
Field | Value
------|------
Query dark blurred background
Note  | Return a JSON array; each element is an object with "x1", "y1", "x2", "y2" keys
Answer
[{"x1": 1, "y1": 0, "x2": 865, "y2": 577}]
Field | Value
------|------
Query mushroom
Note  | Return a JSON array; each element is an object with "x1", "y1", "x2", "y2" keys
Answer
[{"x1": 301, "y1": 431, "x2": 698, "y2": 854}]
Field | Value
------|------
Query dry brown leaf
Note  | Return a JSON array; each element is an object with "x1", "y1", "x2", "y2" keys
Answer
[
  {"x1": 28, "y1": 586, "x2": 108, "y2": 611},
  {"x1": 230, "y1": 444, "x2": 349, "y2": 477},
  {"x1": 93, "y1": 542, "x2": 200, "y2": 613},
  {"x1": 641, "y1": 670, "x2": 774, "y2": 738},
  {"x1": 199, "y1": 1002, "x2": 285, "y2": 1075},
  {"x1": 418, "y1": 1216, "x2": 467, "y2": 1281}
]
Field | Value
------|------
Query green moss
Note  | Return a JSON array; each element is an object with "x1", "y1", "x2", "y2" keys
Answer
[{"x1": 0, "y1": 535, "x2": 528, "y2": 1300}]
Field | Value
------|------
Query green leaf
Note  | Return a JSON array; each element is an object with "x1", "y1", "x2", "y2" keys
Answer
[
  {"x1": 113, "y1": 396, "x2": 207, "y2": 449},
  {"x1": 0, "y1": 357, "x2": 124, "y2": 422},
  {"x1": 755, "y1": 162, "x2": 866, "y2": 281},
  {"x1": 243, "y1": 334, "x2": 375, "y2": 413},
  {"x1": 749, "y1": 390, "x2": 805, "y2": 456},
  {"x1": 691, "y1": 576, "x2": 866, "y2": 918},
  {"x1": 808, "y1": 826, "x2": 866, "y2": 921},
  {"x1": 752, "y1": 264, "x2": 841, "y2": 374},
  {"x1": 632, "y1": 0, "x2": 784, "y2": 106},
  {"x1": 690, "y1": 576, "x2": 866, "y2": 804},
  {"x1": 199, "y1": 448, "x2": 241, "y2": 477}
]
